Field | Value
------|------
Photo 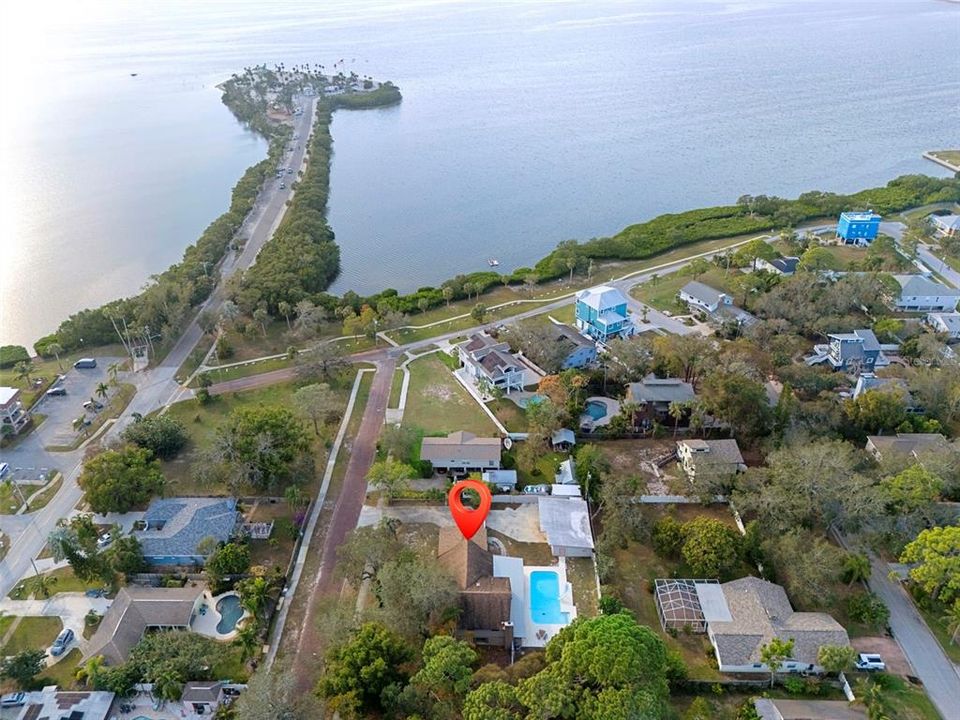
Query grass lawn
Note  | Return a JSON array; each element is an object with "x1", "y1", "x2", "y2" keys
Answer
[
  {"x1": 25, "y1": 473, "x2": 63, "y2": 512},
  {"x1": 210, "y1": 645, "x2": 250, "y2": 683},
  {"x1": 401, "y1": 355, "x2": 498, "y2": 436},
  {"x1": 8, "y1": 566, "x2": 104, "y2": 600},
  {"x1": 927, "y1": 149, "x2": 960, "y2": 167},
  {"x1": 488, "y1": 398, "x2": 528, "y2": 432},
  {"x1": 41, "y1": 648, "x2": 82, "y2": 689},
  {"x1": 246, "y1": 500, "x2": 299, "y2": 572},
  {"x1": 389, "y1": 368, "x2": 404, "y2": 409},
  {"x1": 632, "y1": 266, "x2": 739, "y2": 313},
  {"x1": 916, "y1": 601, "x2": 960, "y2": 664},
  {"x1": 0, "y1": 482, "x2": 24, "y2": 514},
  {"x1": 161, "y1": 371, "x2": 356, "y2": 496},
  {"x1": 202, "y1": 355, "x2": 294, "y2": 386},
  {"x1": 0, "y1": 616, "x2": 63, "y2": 654},
  {"x1": 514, "y1": 451, "x2": 568, "y2": 488},
  {"x1": 856, "y1": 675, "x2": 941, "y2": 720},
  {"x1": 567, "y1": 556, "x2": 599, "y2": 618}
]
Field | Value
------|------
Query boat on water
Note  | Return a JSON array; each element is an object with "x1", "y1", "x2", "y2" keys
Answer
[
  {"x1": 130, "y1": 72, "x2": 138, "y2": 77},
  {"x1": 488, "y1": 258, "x2": 500, "y2": 267}
]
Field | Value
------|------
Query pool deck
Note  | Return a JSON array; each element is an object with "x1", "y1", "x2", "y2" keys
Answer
[
  {"x1": 579, "y1": 396, "x2": 620, "y2": 430},
  {"x1": 493, "y1": 555, "x2": 577, "y2": 648},
  {"x1": 191, "y1": 590, "x2": 250, "y2": 641}
]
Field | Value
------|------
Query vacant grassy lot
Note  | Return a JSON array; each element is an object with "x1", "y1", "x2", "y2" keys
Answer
[
  {"x1": 401, "y1": 355, "x2": 497, "y2": 436},
  {"x1": 0, "y1": 616, "x2": 63, "y2": 654},
  {"x1": 632, "y1": 266, "x2": 739, "y2": 313},
  {"x1": 161, "y1": 372, "x2": 357, "y2": 496},
  {"x1": 8, "y1": 566, "x2": 104, "y2": 600},
  {"x1": 488, "y1": 398, "x2": 528, "y2": 432}
]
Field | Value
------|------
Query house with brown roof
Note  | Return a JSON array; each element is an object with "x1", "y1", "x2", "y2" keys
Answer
[
  {"x1": 457, "y1": 333, "x2": 526, "y2": 393},
  {"x1": 182, "y1": 681, "x2": 225, "y2": 716},
  {"x1": 10, "y1": 688, "x2": 116, "y2": 720},
  {"x1": 437, "y1": 526, "x2": 512, "y2": 634},
  {"x1": 85, "y1": 585, "x2": 204, "y2": 665},
  {"x1": 420, "y1": 431, "x2": 501, "y2": 473},
  {"x1": 706, "y1": 577, "x2": 850, "y2": 674}
]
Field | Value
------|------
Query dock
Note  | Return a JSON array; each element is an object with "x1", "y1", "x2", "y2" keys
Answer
[{"x1": 922, "y1": 150, "x2": 960, "y2": 173}]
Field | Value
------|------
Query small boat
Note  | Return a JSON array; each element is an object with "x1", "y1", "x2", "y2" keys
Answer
[
  {"x1": 488, "y1": 258, "x2": 500, "y2": 267},
  {"x1": 130, "y1": 72, "x2": 138, "y2": 77}
]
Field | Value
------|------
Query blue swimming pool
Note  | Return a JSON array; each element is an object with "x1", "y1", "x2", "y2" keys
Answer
[
  {"x1": 584, "y1": 400, "x2": 607, "y2": 420},
  {"x1": 529, "y1": 570, "x2": 569, "y2": 624},
  {"x1": 216, "y1": 594, "x2": 244, "y2": 634}
]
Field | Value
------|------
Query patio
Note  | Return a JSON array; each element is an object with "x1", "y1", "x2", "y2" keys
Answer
[{"x1": 191, "y1": 590, "x2": 250, "y2": 641}]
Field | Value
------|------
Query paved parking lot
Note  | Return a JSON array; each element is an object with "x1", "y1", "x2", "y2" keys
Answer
[{"x1": 27, "y1": 358, "x2": 122, "y2": 448}]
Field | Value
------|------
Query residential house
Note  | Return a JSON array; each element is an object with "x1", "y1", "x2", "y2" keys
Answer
[
  {"x1": 925, "y1": 311, "x2": 960, "y2": 339},
  {"x1": 86, "y1": 586, "x2": 204, "y2": 665},
  {"x1": 706, "y1": 577, "x2": 850, "y2": 674},
  {"x1": 865, "y1": 433, "x2": 948, "y2": 462},
  {"x1": 574, "y1": 285, "x2": 633, "y2": 343},
  {"x1": 0, "y1": 386, "x2": 29, "y2": 436},
  {"x1": 482, "y1": 469, "x2": 518, "y2": 492},
  {"x1": 836, "y1": 211, "x2": 881, "y2": 245},
  {"x1": 182, "y1": 681, "x2": 225, "y2": 716},
  {"x1": 625, "y1": 374, "x2": 696, "y2": 425},
  {"x1": 550, "y1": 428, "x2": 576, "y2": 451},
  {"x1": 754, "y1": 699, "x2": 867, "y2": 720},
  {"x1": 538, "y1": 497, "x2": 594, "y2": 557},
  {"x1": 891, "y1": 274, "x2": 960, "y2": 312},
  {"x1": 437, "y1": 526, "x2": 513, "y2": 636},
  {"x1": 9, "y1": 688, "x2": 116, "y2": 720},
  {"x1": 678, "y1": 281, "x2": 733, "y2": 313},
  {"x1": 133, "y1": 497, "x2": 239, "y2": 566},
  {"x1": 420, "y1": 431, "x2": 502, "y2": 473},
  {"x1": 676, "y1": 439, "x2": 745, "y2": 482},
  {"x1": 546, "y1": 323, "x2": 598, "y2": 369},
  {"x1": 756, "y1": 256, "x2": 800, "y2": 276},
  {"x1": 813, "y1": 329, "x2": 886, "y2": 372},
  {"x1": 930, "y1": 213, "x2": 960, "y2": 239},
  {"x1": 458, "y1": 333, "x2": 525, "y2": 394},
  {"x1": 852, "y1": 374, "x2": 920, "y2": 412}
]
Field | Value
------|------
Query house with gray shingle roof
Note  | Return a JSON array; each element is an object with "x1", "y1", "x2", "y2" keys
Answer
[
  {"x1": 626, "y1": 374, "x2": 696, "y2": 425},
  {"x1": 891, "y1": 274, "x2": 960, "y2": 312},
  {"x1": 706, "y1": 577, "x2": 850, "y2": 674},
  {"x1": 134, "y1": 497, "x2": 239, "y2": 566},
  {"x1": 457, "y1": 332, "x2": 526, "y2": 394},
  {"x1": 679, "y1": 281, "x2": 733, "y2": 313}
]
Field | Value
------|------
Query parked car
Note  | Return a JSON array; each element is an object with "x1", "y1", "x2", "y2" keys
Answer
[
  {"x1": 73, "y1": 358, "x2": 97, "y2": 369},
  {"x1": 280, "y1": 182, "x2": 286, "y2": 189},
  {"x1": 855, "y1": 653, "x2": 886, "y2": 672},
  {"x1": 46, "y1": 386, "x2": 67, "y2": 396},
  {"x1": 0, "y1": 692, "x2": 25, "y2": 707},
  {"x1": 0, "y1": 462, "x2": 9, "y2": 480},
  {"x1": 493, "y1": 482, "x2": 516, "y2": 493},
  {"x1": 49, "y1": 628, "x2": 75, "y2": 656},
  {"x1": 522, "y1": 484, "x2": 550, "y2": 495},
  {"x1": 96, "y1": 532, "x2": 113, "y2": 549},
  {"x1": 82, "y1": 400, "x2": 95, "y2": 411}
]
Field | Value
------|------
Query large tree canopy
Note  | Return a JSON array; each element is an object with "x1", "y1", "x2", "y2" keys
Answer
[
  {"x1": 78, "y1": 447, "x2": 165, "y2": 513},
  {"x1": 215, "y1": 405, "x2": 310, "y2": 489}
]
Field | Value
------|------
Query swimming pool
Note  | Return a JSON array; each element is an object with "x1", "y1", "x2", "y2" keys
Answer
[
  {"x1": 216, "y1": 594, "x2": 244, "y2": 634},
  {"x1": 529, "y1": 570, "x2": 568, "y2": 624},
  {"x1": 584, "y1": 400, "x2": 607, "y2": 420}
]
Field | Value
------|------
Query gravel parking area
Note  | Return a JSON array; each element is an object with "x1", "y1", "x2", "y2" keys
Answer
[{"x1": 852, "y1": 635, "x2": 913, "y2": 676}]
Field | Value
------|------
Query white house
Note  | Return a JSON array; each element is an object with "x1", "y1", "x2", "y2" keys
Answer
[
  {"x1": 676, "y1": 439, "x2": 745, "y2": 481},
  {"x1": 0, "y1": 386, "x2": 30, "y2": 436},
  {"x1": 930, "y1": 213, "x2": 960, "y2": 239},
  {"x1": 755, "y1": 256, "x2": 800, "y2": 276},
  {"x1": 891, "y1": 274, "x2": 960, "y2": 312},
  {"x1": 458, "y1": 333, "x2": 526, "y2": 394},
  {"x1": 678, "y1": 281, "x2": 733, "y2": 313},
  {"x1": 925, "y1": 312, "x2": 960, "y2": 339},
  {"x1": 421, "y1": 431, "x2": 502, "y2": 473},
  {"x1": 538, "y1": 497, "x2": 594, "y2": 557}
]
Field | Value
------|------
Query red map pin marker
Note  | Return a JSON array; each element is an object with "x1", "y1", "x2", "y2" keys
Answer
[{"x1": 448, "y1": 479, "x2": 492, "y2": 540}]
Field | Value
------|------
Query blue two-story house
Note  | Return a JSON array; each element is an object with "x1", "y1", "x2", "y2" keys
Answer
[
  {"x1": 574, "y1": 285, "x2": 633, "y2": 343},
  {"x1": 836, "y1": 211, "x2": 881, "y2": 245}
]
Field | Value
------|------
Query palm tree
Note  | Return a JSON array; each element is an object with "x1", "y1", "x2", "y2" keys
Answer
[
  {"x1": 46, "y1": 343, "x2": 65, "y2": 371},
  {"x1": 238, "y1": 576, "x2": 271, "y2": 620},
  {"x1": 566, "y1": 256, "x2": 577, "y2": 283},
  {"x1": 107, "y1": 362, "x2": 120, "y2": 386},
  {"x1": 284, "y1": 485, "x2": 306, "y2": 513},
  {"x1": 76, "y1": 655, "x2": 104, "y2": 686},
  {"x1": 668, "y1": 401, "x2": 686, "y2": 438},
  {"x1": 841, "y1": 553, "x2": 872, "y2": 587},
  {"x1": 95, "y1": 383, "x2": 109, "y2": 402},
  {"x1": 941, "y1": 600, "x2": 960, "y2": 645},
  {"x1": 233, "y1": 621, "x2": 261, "y2": 663},
  {"x1": 14, "y1": 360, "x2": 33, "y2": 386},
  {"x1": 442, "y1": 286, "x2": 454, "y2": 307},
  {"x1": 29, "y1": 573, "x2": 57, "y2": 598},
  {"x1": 152, "y1": 669, "x2": 183, "y2": 703}
]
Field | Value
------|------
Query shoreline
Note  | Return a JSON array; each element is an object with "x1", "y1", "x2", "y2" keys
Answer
[
  {"x1": 923, "y1": 150, "x2": 960, "y2": 174},
  {"x1": 11, "y1": 67, "x2": 960, "y2": 357}
]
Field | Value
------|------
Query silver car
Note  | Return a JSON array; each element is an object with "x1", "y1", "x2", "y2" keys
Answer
[{"x1": 522, "y1": 484, "x2": 550, "y2": 495}]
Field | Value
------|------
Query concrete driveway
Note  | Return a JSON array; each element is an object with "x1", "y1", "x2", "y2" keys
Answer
[
  {"x1": 0, "y1": 592, "x2": 111, "y2": 664},
  {"x1": 851, "y1": 636, "x2": 912, "y2": 676}
]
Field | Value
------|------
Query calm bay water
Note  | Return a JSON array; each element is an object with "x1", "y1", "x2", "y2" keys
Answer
[{"x1": 1, "y1": 1, "x2": 958, "y2": 348}]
